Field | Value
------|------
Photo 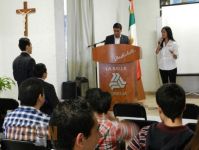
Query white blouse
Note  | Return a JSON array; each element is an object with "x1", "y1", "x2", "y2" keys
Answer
[{"x1": 157, "y1": 40, "x2": 178, "y2": 70}]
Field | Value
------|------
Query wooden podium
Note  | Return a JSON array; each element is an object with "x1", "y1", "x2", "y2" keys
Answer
[{"x1": 92, "y1": 44, "x2": 145, "y2": 106}]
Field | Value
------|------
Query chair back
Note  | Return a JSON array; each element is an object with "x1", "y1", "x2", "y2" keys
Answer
[
  {"x1": 183, "y1": 103, "x2": 199, "y2": 120},
  {"x1": 0, "y1": 98, "x2": 19, "y2": 132},
  {"x1": 130, "y1": 120, "x2": 158, "y2": 129},
  {"x1": 1, "y1": 139, "x2": 47, "y2": 150},
  {"x1": 186, "y1": 123, "x2": 197, "y2": 132},
  {"x1": 113, "y1": 103, "x2": 147, "y2": 120}
]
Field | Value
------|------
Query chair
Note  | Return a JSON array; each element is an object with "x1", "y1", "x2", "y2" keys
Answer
[
  {"x1": 1, "y1": 139, "x2": 47, "y2": 150},
  {"x1": 113, "y1": 103, "x2": 147, "y2": 121},
  {"x1": 0, "y1": 98, "x2": 19, "y2": 132},
  {"x1": 128, "y1": 119, "x2": 158, "y2": 129},
  {"x1": 186, "y1": 123, "x2": 197, "y2": 132},
  {"x1": 183, "y1": 103, "x2": 199, "y2": 120}
]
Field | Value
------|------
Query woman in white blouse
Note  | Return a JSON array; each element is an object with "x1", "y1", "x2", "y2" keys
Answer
[{"x1": 156, "y1": 26, "x2": 178, "y2": 84}]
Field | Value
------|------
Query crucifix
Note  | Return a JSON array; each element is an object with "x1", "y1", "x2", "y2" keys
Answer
[{"x1": 16, "y1": 1, "x2": 36, "y2": 37}]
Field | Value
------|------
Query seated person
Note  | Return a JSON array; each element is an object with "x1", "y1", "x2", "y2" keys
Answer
[
  {"x1": 49, "y1": 98, "x2": 100, "y2": 150},
  {"x1": 105, "y1": 22, "x2": 129, "y2": 44},
  {"x1": 127, "y1": 83, "x2": 193, "y2": 150},
  {"x1": 85, "y1": 88, "x2": 139, "y2": 150},
  {"x1": 3, "y1": 78, "x2": 50, "y2": 146},
  {"x1": 184, "y1": 119, "x2": 199, "y2": 150},
  {"x1": 34, "y1": 63, "x2": 59, "y2": 115}
]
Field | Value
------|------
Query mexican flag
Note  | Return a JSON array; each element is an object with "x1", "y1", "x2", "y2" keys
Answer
[
  {"x1": 129, "y1": 0, "x2": 137, "y2": 45},
  {"x1": 129, "y1": 0, "x2": 141, "y2": 80}
]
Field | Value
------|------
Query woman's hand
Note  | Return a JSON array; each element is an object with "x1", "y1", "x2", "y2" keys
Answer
[
  {"x1": 170, "y1": 50, "x2": 177, "y2": 59},
  {"x1": 156, "y1": 38, "x2": 163, "y2": 54}
]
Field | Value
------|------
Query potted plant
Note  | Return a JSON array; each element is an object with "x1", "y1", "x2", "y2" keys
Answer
[{"x1": 0, "y1": 77, "x2": 15, "y2": 92}]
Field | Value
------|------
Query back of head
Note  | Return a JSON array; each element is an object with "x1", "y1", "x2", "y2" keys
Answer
[
  {"x1": 86, "y1": 88, "x2": 112, "y2": 114},
  {"x1": 49, "y1": 98, "x2": 95, "y2": 150},
  {"x1": 113, "y1": 22, "x2": 122, "y2": 30},
  {"x1": 19, "y1": 78, "x2": 44, "y2": 106},
  {"x1": 156, "y1": 83, "x2": 185, "y2": 122},
  {"x1": 34, "y1": 63, "x2": 47, "y2": 78},
  {"x1": 18, "y1": 37, "x2": 31, "y2": 51}
]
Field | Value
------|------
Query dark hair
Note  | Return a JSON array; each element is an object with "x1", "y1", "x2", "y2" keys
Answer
[
  {"x1": 184, "y1": 120, "x2": 199, "y2": 150},
  {"x1": 86, "y1": 88, "x2": 112, "y2": 114},
  {"x1": 19, "y1": 78, "x2": 44, "y2": 106},
  {"x1": 156, "y1": 83, "x2": 185, "y2": 122},
  {"x1": 113, "y1": 23, "x2": 122, "y2": 30},
  {"x1": 18, "y1": 37, "x2": 31, "y2": 51},
  {"x1": 34, "y1": 63, "x2": 47, "y2": 78},
  {"x1": 49, "y1": 99, "x2": 95, "y2": 150},
  {"x1": 160, "y1": 26, "x2": 175, "y2": 48}
]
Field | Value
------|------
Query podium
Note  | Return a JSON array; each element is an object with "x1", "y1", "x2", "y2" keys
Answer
[{"x1": 92, "y1": 44, "x2": 145, "y2": 106}]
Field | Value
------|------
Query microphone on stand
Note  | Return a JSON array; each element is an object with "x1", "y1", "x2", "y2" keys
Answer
[{"x1": 88, "y1": 40, "x2": 105, "y2": 48}]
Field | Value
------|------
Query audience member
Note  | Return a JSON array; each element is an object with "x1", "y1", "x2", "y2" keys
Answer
[
  {"x1": 34, "y1": 63, "x2": 59, "y2": 115},
  {"x1": 3, "y1": 78, "x2": 50, "y2": 146},
  {"x1": 127, "y1": 83, "x2": 193, "y2": 150},
  {"x1": 184, "y1": 120, "x2": 199, "y2": 150},
  {"x1": 86, "y1": 88, "x2": 139, "y2": 150},
  {"x1": 49, "y1": 98, "x2": 100, "y2": 150},
  {"x1": 13, "y1": 37, "x2": 36, "y2": 86}
]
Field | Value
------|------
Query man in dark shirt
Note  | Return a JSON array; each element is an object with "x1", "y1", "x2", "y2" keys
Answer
[
  {"x1": 127, "y1": 83, "x2": 193, "y2": 150},
  {"x1": 34, "y1": 63, "x2": 59, "y2": 115},
  {"x1": 13, "y1": 37, "x2": 36, "y2": 86},
  {"x1": 105, "y1": 23, "x2": 129, "y2": 45}
]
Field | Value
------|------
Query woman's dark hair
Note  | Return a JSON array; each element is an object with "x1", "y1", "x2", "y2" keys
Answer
[{"x1": 160, "y1": 26, "x2": 175, "y2": 48}]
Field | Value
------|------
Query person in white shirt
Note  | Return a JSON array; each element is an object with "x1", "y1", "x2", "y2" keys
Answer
[{"x1": 156, "y1": 26, "x2": 178, "y2": 84}]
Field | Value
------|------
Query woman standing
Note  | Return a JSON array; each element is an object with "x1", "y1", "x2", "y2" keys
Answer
[{"x1": 156, "y1": 26, "x2": 178, "y2": 84}]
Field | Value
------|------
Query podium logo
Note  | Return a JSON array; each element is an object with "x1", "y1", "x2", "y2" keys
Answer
[{"x1": 109, "y1": 73, "x2": 126, "y2": 90}]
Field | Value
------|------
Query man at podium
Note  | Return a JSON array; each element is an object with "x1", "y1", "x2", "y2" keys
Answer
[{"x1": 105, "y1": 23, "x2": 129, "y2": 45}]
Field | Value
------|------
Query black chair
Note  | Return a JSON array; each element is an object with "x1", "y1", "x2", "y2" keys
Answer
[
  {"x1": 0, "y1": 98, "x2": 19, "y2": 132},
  {"x1": 1, "y1": 139, "x2": 47, "y2": 150},
  {"x1": 183, "y1": 103, "x2": 199, "y2": 120},
  {"x1": 186, "y1": 123, "x2": 197, "y2": 132},
  {"x1": 113, "y1": 103, "x2": 147, "y2": 121},
  {"x1": 127, "y1": 119, "x2": 158, "y2": 129}
]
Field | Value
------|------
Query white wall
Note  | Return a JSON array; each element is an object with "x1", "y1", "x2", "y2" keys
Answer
[
  {"x1": 134, "y1": 0, "x2": 160, "y2": 91},
  {"x1": 94, "y1": 0, "x2": 160, "y2": 92},
  {"x1": 0, "y1": 0, "x2": 66, "y2": 99}
]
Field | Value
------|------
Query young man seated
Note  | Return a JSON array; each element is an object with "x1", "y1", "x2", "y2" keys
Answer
[
  {"x1": 3, "y1": 78, "x2": 50, "y2": 146},
  {"x1": 49, "y1": 98, "x2": 100, "y2": 150},
  {"x1": 34, "y1": 63, "x2": 59, "y2": 115},
  {"x1": 127, "y1": 83, "x2": 193, "y2": 150},
  {"x1": 86, "y1": 88, "x2": 139, "y2": 150}
]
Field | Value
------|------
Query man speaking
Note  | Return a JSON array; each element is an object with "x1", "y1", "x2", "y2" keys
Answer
[{"x1": 105, "y1": 22, "x2": 129, "y2": 45}]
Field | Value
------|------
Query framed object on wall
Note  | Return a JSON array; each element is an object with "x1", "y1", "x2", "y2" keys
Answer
[{"x1": 160, "y1": 0, "x2": 199, "y2": 7}]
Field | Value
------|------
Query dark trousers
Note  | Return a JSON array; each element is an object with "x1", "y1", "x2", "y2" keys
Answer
[{"x1": 159, "y1": 68, "x2": 177, "y2": 84}]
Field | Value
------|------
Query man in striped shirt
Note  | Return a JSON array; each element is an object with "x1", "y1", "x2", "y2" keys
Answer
[
  {"x1": 86, "y1": 88, "x2": 139, "y2": 150},
  {"x1": 127, "y1": 84, "x2": 193, "y2": 150},
  {"x1": 3, "y1": 78, "x2": 50, "y2": 146}
]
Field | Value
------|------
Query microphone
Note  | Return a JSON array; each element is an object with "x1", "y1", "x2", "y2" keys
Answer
[{"x1": 88, "y1": 40, "x2": 105, "y2": 48}]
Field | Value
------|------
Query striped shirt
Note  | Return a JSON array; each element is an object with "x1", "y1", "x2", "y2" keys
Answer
[
  {"x1": 3, "y1": 106, "x2": 50, "y2": 145},
  {"x1": 127, "y1": 123, "x2": 193, "y2": 150},
  {"x1": 96, "y1": 114, "x2": 139, "y2": 150}
]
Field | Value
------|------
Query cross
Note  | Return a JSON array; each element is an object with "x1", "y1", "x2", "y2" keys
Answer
[{"x1": 16, "y1": 1, "x2": 36, "y2": 36}]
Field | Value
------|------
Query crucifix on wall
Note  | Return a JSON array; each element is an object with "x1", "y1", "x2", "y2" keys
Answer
[{"x1": 16, "y1": 1, "x2": 36, "y2": 37}]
